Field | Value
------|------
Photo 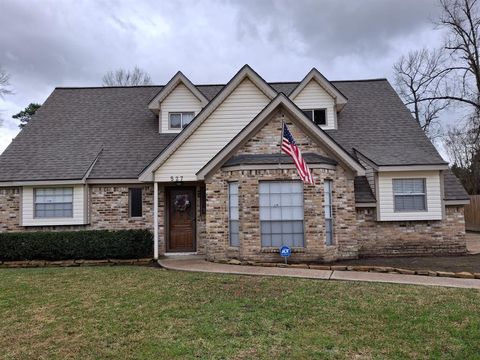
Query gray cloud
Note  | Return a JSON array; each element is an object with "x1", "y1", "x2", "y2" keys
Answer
[
  {"x1": 233, "y1": 0, "x2": 440, "y2": 60},
  {"x1": 0, "y1": 0, "x2": 443, "y2": 154}
]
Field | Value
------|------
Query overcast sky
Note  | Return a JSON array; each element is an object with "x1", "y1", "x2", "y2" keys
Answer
[{"x1": 0, "y1": 0, "x2": 446, "y2": 154}]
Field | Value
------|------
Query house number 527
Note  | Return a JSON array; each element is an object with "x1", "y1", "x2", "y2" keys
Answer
[{"x1": 170, "y1": 176, "x2": 184, "y2": 182}]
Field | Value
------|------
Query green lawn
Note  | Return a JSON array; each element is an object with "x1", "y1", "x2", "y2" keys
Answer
[{"x1": 0, "y1": 267, "x2": 479, "y2": 359}]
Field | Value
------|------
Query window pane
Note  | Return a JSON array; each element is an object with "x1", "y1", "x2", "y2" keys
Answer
[
  {"x1": 395, "y1": 194, "x2": 426, "y2": 211},
  {"x1": 261, "y1": 233, "x2": 272, "y2": 247},
  {"x1": 393, "y1": 179, "x2": 425, "y2": 195},
  {"x1": 291, "y1": 194, "x2": 303, "y2": 206},
  {"x1": 181, "y1": 112, "x2": 194, "y2": 128},
  {"x1": 34, "y1": 187, "x2": 74, "y2": 218},
  {"x1": 169, "y1": 113, "x2": 181, "y2": 128},
  {"x1": 229, "y1": 182, "x2": 239, "y2": 247},
  {"x1": 129, "y1": 188, "x2": 143, "y2": 217},
  {"x1": 259, "y1": 181, "x2": 304, "y2": 248},
  {"x1": 324, "y1": 205, "x2": 332, "y2": 218},
  {"x1": 314, "y1": 109, "x2": 326, "y2": 125},
  {"x1": 324, "y1": 180, "x2": 334, "y2": 245},
  {"x1": 302, "y1": 109, "x2": 313, "y2": 120}
]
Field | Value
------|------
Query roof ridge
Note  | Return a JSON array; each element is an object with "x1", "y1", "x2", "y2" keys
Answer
[
  {"x1": 54, "y1": 78, "x2": 388, "y2": 90},
  {"x1": 55, "y1": 85, "x2": 163, "y2": 89},
  {"x1": 331, "y1": 78, "x2": 388, "y2": 83}
]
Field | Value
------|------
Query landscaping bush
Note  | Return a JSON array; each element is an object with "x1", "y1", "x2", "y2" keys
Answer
[{"x1": 0, "y1": 229, "x2": 153, "y2": 261}]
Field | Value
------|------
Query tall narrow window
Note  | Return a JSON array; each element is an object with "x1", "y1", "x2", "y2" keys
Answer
[
  {"x1": 259, "y1": 182, "x2": 304, "y2": 247},
  {"x1": 229, "y1": 182, "x2": 239, "y2": 247},
  {"x1": 393, "y1": 179, "x2": 426, "y2": 212},
  {"x1": 35, "y1": 188, "x2": 73, "y2": 218},
  {"x1": 324, "y1": 180, "x2": 334, "y2": 245},
  {"x1": 129, "y1": 188, "x2": 143, "y2": 217}
]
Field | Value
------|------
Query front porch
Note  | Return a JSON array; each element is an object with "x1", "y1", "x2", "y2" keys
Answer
[{"x1": 153, "y1": 182, "x2": 207, "y2": 258}]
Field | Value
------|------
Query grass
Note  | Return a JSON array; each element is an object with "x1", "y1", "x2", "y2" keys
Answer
[{"x1": 0, "y1": 267, "x2": 479, "y2": 359}]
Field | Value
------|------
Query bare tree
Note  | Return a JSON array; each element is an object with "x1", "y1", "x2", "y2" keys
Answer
[
  {"x1": 436, "y1": 0, "x2": 480, "y2": 141},
  {"x1": 393, "y1": 48, "x2": 450, "y2": 138},
  {"x1": 0, "y1": 66, "x2": 12, "y2": 98},
  {"x1": 102, "y1": 66, "x2": 152, "y2": 86},
  {"x1": 444, "y1": 123, "x2": 480, "y2": 193}
]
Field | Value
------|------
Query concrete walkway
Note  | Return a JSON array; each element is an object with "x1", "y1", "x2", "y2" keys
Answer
[{"x1": 158, "y1": 258, "x2": 480, "y2": 289}]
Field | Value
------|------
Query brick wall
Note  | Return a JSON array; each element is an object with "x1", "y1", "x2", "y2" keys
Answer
[
  {"x1": 356, "y1": 205, "x2": 467, "y2": 256},
  {"x1": 205, "y1": 111, "x2": 358, "y2": 262},
  {"x1": 0, "y1": 188, "x2": 22, "y2": 232}
]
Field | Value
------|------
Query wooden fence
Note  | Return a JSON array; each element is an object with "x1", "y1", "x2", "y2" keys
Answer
[{"x1": 465, "y1": 195, "x2": 480, "y2": 232}]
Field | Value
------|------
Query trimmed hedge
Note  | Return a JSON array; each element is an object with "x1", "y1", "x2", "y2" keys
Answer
[{"x1": 0, "y1": 229, "x2": 153, "y2": 261}]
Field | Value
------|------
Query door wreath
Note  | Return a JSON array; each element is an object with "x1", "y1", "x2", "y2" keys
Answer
[{"x1": 174, "y1": 194, "x2": 191, "y2": 212}]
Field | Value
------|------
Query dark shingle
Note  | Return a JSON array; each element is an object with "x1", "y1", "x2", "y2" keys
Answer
[
  {"x1": 222, "y1": 153, "x2": 337, "y2": 167},
  {"x1": 354, "y1": 176, "x2": 376, "y2": 203},
  {"x1": 0, "y1": 77, "x2": 464, "y2": 205},
  {"x1": 328, "y1": 80, "x2": 447, "y2": 166},
  {"x1": 443, "y1": 169, "x2": 469, "y2": 200}
]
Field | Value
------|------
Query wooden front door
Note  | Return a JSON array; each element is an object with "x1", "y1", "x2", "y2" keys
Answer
[{"x1": 167, "y1": 187, "x2": 196, "y2": 252}]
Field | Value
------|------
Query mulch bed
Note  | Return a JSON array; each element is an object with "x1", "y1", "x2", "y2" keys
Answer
[{"x1": 331, "y1": 254, "x2": 480, "y2": 273}]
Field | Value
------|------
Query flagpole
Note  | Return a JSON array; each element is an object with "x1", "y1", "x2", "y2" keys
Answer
[{"x1": 279, "y1": 117, "x2": 284, "y2": 168}]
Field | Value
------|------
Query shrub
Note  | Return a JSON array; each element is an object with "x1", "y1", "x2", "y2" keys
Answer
[{"x1": 0, "y1": 229, "x2": 153, "y2": 261}]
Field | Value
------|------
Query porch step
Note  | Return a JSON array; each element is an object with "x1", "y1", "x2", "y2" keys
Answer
[{"x1": 161, "y1": 253, "x2": 206, "y2": 261}]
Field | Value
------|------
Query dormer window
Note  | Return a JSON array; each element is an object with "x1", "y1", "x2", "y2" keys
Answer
[
  {"x1": 169, "y1": 112, "x2": 194, "y2": 129},
  {"x1": 302, "y1": 109, "x2": 326, "y2": 126}
]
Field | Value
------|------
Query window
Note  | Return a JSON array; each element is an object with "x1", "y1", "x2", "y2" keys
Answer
[
  {"x1": 34, "y1": 188, "x2": 73, "y2": 218},
  {"x1": 169, "y1": 112, "x2": 194, "y2": 129},
  {"x1": 302, "y1": 108, "x2": 326, "y2": 126},
  {"x1": 393, "y1": 179, "x2": 426, "y2": 212},
  {"x1": 129, "y1": 188, "x2": 143, "y2": 217},
  {"x1": 200, "y1": 186, "x2": 206, "y2": 215},
  {"x1": 229, "y1": 182, "x2": 239, "y2": 247},
  {"x1": 259, "y1": 182, "x2": 304, "y2": 248},
  {"x1": 324, "y1": 180, "x2": 334, "y2": 246}
]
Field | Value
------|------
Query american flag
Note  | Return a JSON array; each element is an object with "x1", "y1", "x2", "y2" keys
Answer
[{"x1": 281, "y1": 123, "x2": 314, "y2": 184}]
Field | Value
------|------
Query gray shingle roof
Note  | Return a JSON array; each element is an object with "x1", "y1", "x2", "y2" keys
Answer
[
  {"x1": 222, "y1": 153, "x2": 337, "y2": 167},
  {"x1": 0, "y1": 86, "x2": 176, "y2": 181},
  {"x1": 0, "y1": 78, "x2": 465, "y2": 202},
  {"x1": 443, "y1": 169, "x2": 469, "y2": 200},
  {"x1": 354, "y1": 176, "x2": 376, "y2": 203}
]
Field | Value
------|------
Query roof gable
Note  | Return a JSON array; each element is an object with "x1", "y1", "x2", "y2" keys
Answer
[
  {"x1": 290, "y1": 68, "x2": 348, "y2": 110},
  {"x1": 197, "y1": 93, "x2": 365, "y2": 180},
  {"x1": 138, "y1": 65, "x2": 278, "y2": 181},
  {"x1": 148, "y1": 71, "x2": 208, "y2": 113}
]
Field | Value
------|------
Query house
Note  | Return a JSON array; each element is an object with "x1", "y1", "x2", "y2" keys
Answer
[{"x1": 0, "y1": 65, "x2": 470, "y2": 262}]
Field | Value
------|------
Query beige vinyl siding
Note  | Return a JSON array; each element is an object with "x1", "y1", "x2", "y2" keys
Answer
[
  {"x1": 22, "y1": 185, "x2": 87, "y2": 226},
  {"x1": 378, "y1": 171, "x2": 442, "y2": 221},
  {"x1": 291, "y1": 80, "x2": 336, "y2": 130},
  {"x1": 155, "y1": 79, "x2": 269, "y2": 182},
  {"x1": 160, "y1": 83, "x2": 202, "y2": 133}
]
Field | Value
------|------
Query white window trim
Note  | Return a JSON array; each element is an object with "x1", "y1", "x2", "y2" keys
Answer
[
  {"x1": 168, "y1": 112, "x2": 195, "y2": 130},
  {"x1": 392, "y1": 178, "x2": 428, "y2": 213}
]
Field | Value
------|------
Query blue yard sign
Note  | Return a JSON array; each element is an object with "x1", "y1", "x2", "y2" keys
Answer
[
  {"x1": 280, "y1": 246, "x2": 291, "y2": 257},
  {"x1": 280, "y1": 245, "x2": 291, "y2": 264}
]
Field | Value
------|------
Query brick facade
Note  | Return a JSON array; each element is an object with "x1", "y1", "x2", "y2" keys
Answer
[
  {"x1": 0, "y1": 110, "x2": 467, "y2": 261},
  {"x1": 356, "y1": 205, "x2": 467, "y2": 256},
  {"x1": 205, "y1": 111, "x2": 359, "y2": 262},
  {"x1": 204, "y1": 110, "x2": 467, "y2": 262}
]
